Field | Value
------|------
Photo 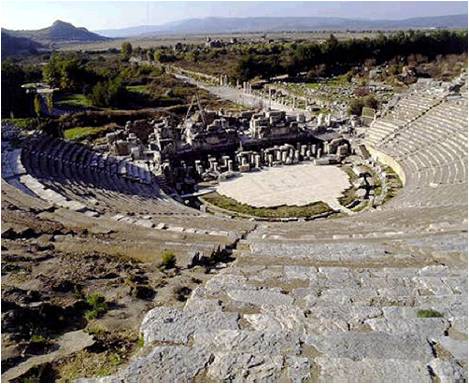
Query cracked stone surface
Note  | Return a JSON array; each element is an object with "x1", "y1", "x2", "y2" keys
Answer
[
  {"x1": 102, "y1": 346, "x2": 213, "y2": 382},
  {"x1": 140, "y1": 306, "x2": 239, "y2": 344},
  {"x1": 314, "y1": 357, "x2": 432, "y2": 383},
  {"x1": 428, "y1": 358, "x2": 467, "y2": 383},
  {"x1": 102, "y1": 231, "x2": 467, "y2": 382}
]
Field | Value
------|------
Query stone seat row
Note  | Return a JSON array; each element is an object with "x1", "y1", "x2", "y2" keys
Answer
[
  {"x1": 387, "y1": 184, "x2": 467, "y2": 209},
  {"x1": 369, "y1": 94, "x2": 450, "y2": 144},
  {"x1": 375, "y1": 97, "x2": 467, "y2": 149},
  {"x1": 22, "y1": 139, "x2": 160, "y2": 198},
  {"x1": 112, "y1": 228, "x2": 467, "y2": 382},
  {"x1": 19, "y1": 135, "x2": 210, "y2": 218},
  {"x1": 1, "y1": 179, "x2": 53, "y2": 212},
  {"x1": 23, "y1": 135, "x2": 153, "y2": 186},
  {"x1": 383, "y1": 95, "x2": 441, "y2": 120},
  {"x1": 402, "y1": 157, "x2": 467, "y2": 187},
  {"x1": 19, "y1": 135, "x2": 255, "y2": 233},
  {"x1": 248, "y1": 208, "x2": 466, "y2": 246}
]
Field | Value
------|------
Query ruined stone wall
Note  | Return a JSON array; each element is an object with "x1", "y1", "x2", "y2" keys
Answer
[{"x1": 365, "y1": 145, "x2": 406, "y2": 185}]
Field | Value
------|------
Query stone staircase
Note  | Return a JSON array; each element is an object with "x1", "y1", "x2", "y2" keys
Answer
[{"x1": 103, "y1": 229, "x2": 467, "y2": 382}]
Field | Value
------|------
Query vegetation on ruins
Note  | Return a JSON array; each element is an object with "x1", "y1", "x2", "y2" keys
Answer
[
  {"x1": 348, "y1": 95, "x2": 379, "y2": 115},
  {"x1": 338, "y1": 186, "x2": 360, "y2": 207},
  {"x1": 84, "y1": 292, "x2": 108, "y2": 321},
  {"x1": 417, "y1": 309, "x2": 444, "y2": 318},
  {"x1": 161, "y1": 250, "x2": 177, "y2": 269},
  {"x1": 202, "y1": 192, "x2": 333, "y2": 219},
  {"x1": 57, "y1": 329, "x2": 142, "y2": 381},
  {"x1": 381, "y1": 166, "x2": 403, "y2": 204}
]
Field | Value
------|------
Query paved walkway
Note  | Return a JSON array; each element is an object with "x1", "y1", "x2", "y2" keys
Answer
[{"x1": 174, "y1": 74, "x2": 313, "y2": 119}]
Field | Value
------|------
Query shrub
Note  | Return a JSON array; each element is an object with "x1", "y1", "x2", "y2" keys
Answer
[
  {"x1": 30, "y1": 334, "x2": 46, "y2": 344},
  {"x1": 137, "y1": 333, "x2": 144, "y2": 348},
  {"x1": 84, "y1": 292, "x2": 108, "y2": 321},
  {"x1": 417, "y1": 309, "x2": 443, "y2": 318},
  {"x1": 161, "y1": 250, "x2": 176, "y2": 269},
  {"x1": 173, "y1": 285, "x2": 192, "y2": 302},
  {"x1": 86, "y1": 324, "x2": 108, "y2": 337}
]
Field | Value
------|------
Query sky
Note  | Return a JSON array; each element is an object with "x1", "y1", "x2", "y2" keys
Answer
[{"x1": 1, "y1": 0, "x2": 467, "y2": 31}]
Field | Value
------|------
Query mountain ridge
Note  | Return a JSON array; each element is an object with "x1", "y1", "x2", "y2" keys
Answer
[
  {"x1": 95, "y1": 14, "x2": 468, "y2": 38},
  {"x1": 3, "y1": 20, "x2": 109, "y2": 44}
]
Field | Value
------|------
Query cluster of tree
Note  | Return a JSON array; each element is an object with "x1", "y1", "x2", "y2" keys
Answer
[
  {"x1": 1, "y1": 60, "x2": 40, "y2": 118},
  {"x1": 87, "y1": 77, "x2": 128, "y2": 108},
  {"x1": 120, "y1": 41, "x2": 178, "y2": 63},
  {"x1": 42, "y1": 53, "x2": 99, "y2": 92},
  {"x1": 42, "y1": 52, "x2": 135, "y2": 108},
  {"x1": 154, "y1": 50, "x2": 177, "y2": 63},
  {"x1": 234, "y1": 30, "x2": 468, "y2": 81}
]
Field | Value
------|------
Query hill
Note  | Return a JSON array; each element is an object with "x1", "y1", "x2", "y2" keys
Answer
[
  {"x1": 96, "y1": 14, "x2": 468, "y2": 37},
  {"x1": 1, "y1": 31, "x2": 44, "y2": 57},
  {"x1": 4, "y1": 20, "x2": 109, "y2": 44}
]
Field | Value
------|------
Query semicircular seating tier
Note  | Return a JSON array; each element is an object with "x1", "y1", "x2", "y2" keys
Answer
[{"x1": 364, "y1": 85, "x2": 468, "y2": 209}]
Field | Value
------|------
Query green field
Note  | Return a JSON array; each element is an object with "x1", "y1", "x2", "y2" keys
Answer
[
  {"x1": 126, "y1": 85, "x2": 150, "y2": 94},
  {"x1": 55, "y1": 93, "x2": 93, "y2": 108},
  {"x1": 64, "y1": 126, "x2": 108, "y2": 141},
  {"x1": 202, "y1": 192, "x2": 332, "y2": 219},
  {"x1": 2, "y1": 118, "x2": 38, "y2": 130}
]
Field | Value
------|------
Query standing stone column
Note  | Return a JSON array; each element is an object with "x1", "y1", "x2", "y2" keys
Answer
[
  {"x1": 294, "y1": 150, "x2": 300, "y2": 163},
  {"x1": 195, "y1": 160, "x2": 203, "y2": 175},
  {"x1": 317, "y1": 113, "x2": 323, "y2": 127},
  {"x1": 300, "y1": 145, "x2": 307, "y2": 157},
  {"x1": 281, "y1": 151, "x2": 287, "y2": 163},
  {"x1": 268, "y1": 153, "x2": 274, "y2": 166},
  {"x1": 311, "y1": 144, "x2": 317, "y2": 157},
  {"x1": 275, "y1": 148, "x2": 281, "y2": 162},
  {"x1": 208, "y1": 157, "x2": 216, "y2": 171}
]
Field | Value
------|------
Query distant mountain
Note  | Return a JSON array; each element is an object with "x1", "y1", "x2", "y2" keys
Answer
[
  {"x1": 96, "y1": 14, "x2": 468, "y2": 37},
  {"x1": 1, "y1": 31, "x2": 45, "y2": 57},
  {"x1": 4, "y1": 20, "x2": 109, "y2": 44}
]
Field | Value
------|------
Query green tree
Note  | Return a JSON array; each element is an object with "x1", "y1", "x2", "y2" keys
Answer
[
  {"x1": 1, "y1": 59, "x2": 35, "y2": 118},
  {"x1": 88, "y1": 77, "x2": 128, "y2": 108},
  {"x1": 43, "y1": 53, "x2": 62, "y2": 87},
  {"x1": 43, "y1": 53, "x2": 84, "y2": 91},
  {"x1": 121, "y1": 41, "x2": 133, "y2": 60}
]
